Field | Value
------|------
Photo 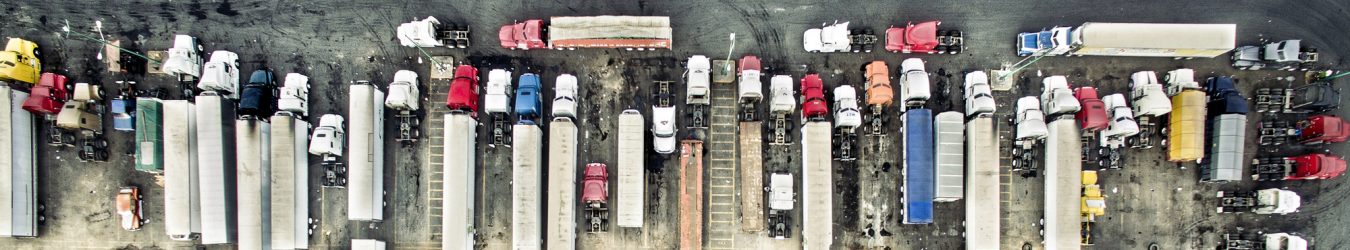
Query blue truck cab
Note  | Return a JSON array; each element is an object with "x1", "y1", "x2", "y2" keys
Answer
[
  {"x1": 1205, "y1": 76, "x2": 1249, "y2": 114},
  {"x1": 514, "y1": 73, "x2": 542, "y2": 124}
]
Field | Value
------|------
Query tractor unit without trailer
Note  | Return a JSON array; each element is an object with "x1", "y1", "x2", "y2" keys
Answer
[
  {"x1": 1013, "y1": 96, "x2": 1049, "y2": 171},
  {"x1": 1218, "y1": 188, "x2": 1301, "y2": 215},
  {"x1": 1221, "y1": 232, "x2": 1310, "y2": 250},
  {"x1": 1233, "y1": 39, "x2": 1318, "y2": 71},
  {"x1": 1128, "y1": 71, "x2": 1173, "y2": 148},
  {"x1": 499, "y1": 16, "x2": 673, "y2": 50},
  {"x1": 1203, "y1": 76, "x2": 1249, "y2": 182},
  {"x1": 1075, "y1": 87, "x2": 1108, "y2": 169},
  {"x1": 1253, "y1": 153, "x2": 1347, "y2": 181},
  {"x1": 582, "y1": 163, "x2": 609, "y2": 233},
  {"x1": 484, "y1": 69, "x2": 513, "y2": 145},
  {"x1": 739, "y1": 56, "x2": 764, "y2": 120},
  {"x1": 769, "y1": 75, "x2": 796, "y2": 145},
  {"x1": 766, "y1": 173, "x2": 795, "y2": 239},
  {"x1": 884, "y1": 21, "x2": 964, "y2": 54},
  {"x1": 442, "y1": 65, "x2": 481, "y2": 250},
  {"x1": 653, "y1": 80, "x2": 678, "y2": 155},
  {"x1": 864, "y1": 61, "x2": 892, "y2": 135},
  {"x1": 396, "y1": 16, "x2": 470, "y2": 48},
  {"x1": 310, "y1": 114, "x2": 347, "y2": 187},
  {"x1": 386, "y1": 70, "x2": 421, "y2": 145},
  {"x1": 804, "y1": 21, "x2": 877, "y2": 53},
  {"x1": 685, "y1": 55, "x2": 712, "y2": 129},
  {"x1": 833, "y1": 85, "x2": 862, "y2": 162},
  {"x1": 1099, "y1": 94, "x2": 1140, "y2": 169},
  {"x1": 1259, "y1": 115, "x2": 1350, "y2": 146},
  {"x1": 1254, "y1": 82, "x2": 1340, "y2": 114}
]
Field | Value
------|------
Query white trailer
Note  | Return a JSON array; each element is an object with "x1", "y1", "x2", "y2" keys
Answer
[
  {"x1": 348, "y1": 83, "x2": 385, "y2": 221},
  {"x1": 236, "y1": 118, "x2": 271, "y2": 250},
  {"x1": 163, "y1": 100, "x2": 200, "y2": 241},
  {"x1": 352, "y1": 239, "x2": 386, "y2": 250},
  {"x1": 442, "y1": 114, "x2": 478, "y2": 250},
  {"x1": 1045, "y1": 119, "x2": 1083, "y2": 250},
  {"x1": 0, "y1": 87, "x2": 36, "y2": 237},
  {"x1": 802, "y1": 122, "x2": 833, "y2": 250},
  {"x1": 270, "y1": 114, "x2": 309, "y2": 249},
  {"x1": 196, "y1": 92, "x2": 237, "y2": 245},
  {"x1": 616, "y1": 110, "x2": 645, "y2": 228},
  {"x1": 1067, "y1": 23, "x2": 1237, "y2": 58},
  {"x1": 934, "y1": 112, "x2": 964, "y2": 201},
  {"x1": 964, "y1": 116, "x2": 1000, "y2": 249},
  {"x1": 512, "y1": 124, "x2": 544, "y2": 249},
  {"x1": 546, "y1": 118, "x2": 578, "y2": 250}
]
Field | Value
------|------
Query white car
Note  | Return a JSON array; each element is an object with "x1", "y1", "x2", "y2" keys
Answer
[
  {"x1": 1130, "y1": 71, "x2": 1173, "y2": 117},
  {"x1": 769, "y1": 75, "x2": 795, "y2": 115},
  {"x1": 1040, "y1": 76, "x2": 1081, "y2": 115},
  {"x1": 309, "y1": 114, "x2": 346, "y2": 156},
  {"x1": 161, "y1": 35, "x2": 202, "y2": 77},
  {"x1": 484, "y1": 69, "x2": 513, "y2": 115},
  {"x1": 804, "y1": 22, "x2": 853, "y2": 52},
  {"x1": 384, "y1": 70, "x2": 420, "y2": 111},
  {"x1": 553, "y1": 74, "x2": 578, "y2": 118},
  {"x1": 278, "y1": 73, "x2": 310, "y2": 116},
  {"x1": 964, "y1": 71, "x2": 996, "y2": 117},
  {"x1": 833, "y1": 85, "x2": 862, "y2": 130},
  {"x1": 899, "y1": 58, "x2": 931, "y2": 109},
  {"x1": 652, "y1": 106, "x2": 677, "y2": 154},
  {"x1": 686, "y1": 56, "x2": 711, "y2": 105},
  {"x1": 197, "y1": 50, "x2": 240, "y2": 98},
  {"x1": 1015, "y1": 96, "x2": 1049, "y2": 141}
]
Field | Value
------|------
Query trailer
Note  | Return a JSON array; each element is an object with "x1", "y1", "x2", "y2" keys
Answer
[
  {"x1": 934, "y1": 111, "x2": 964, "y2": 202},
  {"x1": 163, "y1": 100, "x2": 200, "y2": 241},
  {"x1": 0, "y1": 86, "x2": 37, "y2": 237},
  {"x1": 236, "y1": 118, "x2": 271, "y2": 250},
  {"x1": 616, "y1": 110, "x2": 645, "y2": 228},
  {"x1": 270, "y1": 114, "x2": 309, "y2": 249},
  {"x1": 348, "y1": 82, "x2": 384, "y2": 221},
  {"x1": 1218, "y1": 189, "x2": 1300, "y2": 215},
  {"x1": 1043, "y1": 80, "x2": 1084, "y2": 249},
  {"x1": 964, "y1": 116, "x2": 1000, "y2": 249},
  {"x1": 442, "y1": 114, "x2": 478, "y2": 250},
  {"x1": 902, "y1": 109, "x2": 935, "y2": 224},
  {"x1": 801, "y1": 122, "x2": 833, "y2": 249},
  {"x1": 1221, "y1": 231, "x2": 1309, "y2": 250},
  {"x1": 196, "y1": 93, "x2": 237, "y2": 245},
  {"x1": 1253, "y1": 153, "x2": 1347, "y2": 181},
  {"x1": 1023, "y1": 23, "x2": 1236, "y2": 58},
  {"x1": 884, "y1": 21, "x2": 964, "y2": 54},
  {"x1": 352, "y1": 239, "x2": 386, "y2": 250},
  {"x1": 803, "y1": 21, "x2": 877, "y2": 53},
  {"x1": 739, "y1": 122, "x2": 765, "y2": 233},
  {"x1": 512, "y1": 124, "x2": 543, "y2": 249},
  {"x1": 546, "y1": 118, "x2": 578, "y2": 249},
  {"x1": 499, "y1": 16, "x2": 672, "y2": 50},
  {"x1": 136, "y1": 98, "x2": 164, "y2": 173}
]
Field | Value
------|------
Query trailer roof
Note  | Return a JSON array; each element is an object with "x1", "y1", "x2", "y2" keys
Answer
[
  {"x1": 935, "y1": 112, "x2": 964, "y2": 200},
  {"x1": 904, "y1": 109, "x2": 934, "y2": 224},
  {"x1": 347, "y1": 84, "x2": 385, "y2": 221},
  {"x1": 1207, "y1": 114, "x2": 1246, "y2": 181},
  {"x1": 1077, "y1": 23, "x2": 1236, "y2": 50},
  {"x1": 1168, "y1": 91, "x2": 1206, "y2": 162},
  {"x1": 616, "y1": 111, "x2": 645, "y2": 228},
  {"x1": 964, "y1": 118, "x2": 1001, "y2": 248}
]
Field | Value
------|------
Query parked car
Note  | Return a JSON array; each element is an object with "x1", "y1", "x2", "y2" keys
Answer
[{"x1": 117, "y1": 186, "x2": 143, "y2": 231}]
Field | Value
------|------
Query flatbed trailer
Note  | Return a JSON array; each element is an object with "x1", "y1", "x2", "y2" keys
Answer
[
  {"x1": 965, "y1": 117, "x2": 1000, "y2": 249},
  {"x1": 269, "y1": 114, "x2": 308, "y2": 249},
  {"x1": 163, "y1": 100, "x2": 200, "y2": 241},
  {"x1": 442, "y1": 114, "x2": 478, "y2": 250},
  {"x1": 546, "y1": 118, "x2": 577, "y2": 250},
  {"x1": 801, "y1": 122, "x2": 833, "y2": 250},
  {"x1": 512, "y1": 124, "x2": 543, "y2": 249},
  {"x1": 236, "y1": 118, "x2": 271, "y2": 250},
  {"x1": 677, "y1": 140, "x2": 703, "y2": 250},
  {"x1": 348, "y1": 83, "x2": 385, "y2": 221},
  {"x1": 616, "y1": 110, "x2": 645, "y2": 228},
  {"x1": 1045, "y1": 119, "x2": 1083, "y2": 250},
  {"x1": 739, "y1": 122, "x2": 764, "y2": 232},
  {"x1": 195, "y1": 93, "x2": 237, "y2": 245},
  {"x1": 0, "y1": 86, "x2": 37, "y2": 237}
]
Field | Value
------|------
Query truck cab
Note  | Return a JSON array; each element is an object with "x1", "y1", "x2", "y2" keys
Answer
[
  {"x1": 309, "y1": 114, "x2": 345, "y2": 160},
  {"x1": 1290, "y1": 82, "x2": 1340, "y2": 113},
  {"x1": 23, "y1": 73, "x2": 70, "y2": 115},
  {"x1": 964, "y1": 71, "x2": 995, "y2": 117},
  {"x1": 1233, "y1": 39, "x2": 1318, "y2": 71},
  {"x1": 1074, "y1": 87, "x2": 1108, "y2": 131},
  {"x1": 899, "y1": 58, "x2": 931, "y2": 109},
  {"x1": 1164, "y1": 68, "x2": 1201, "y2": 96},
  {"x1": 1129, "y1": 71, "x2": 1173, "y2": 117},
  {"x1": 652, "y1": 105, "x2": 677, "y2": 154},
  {"x1": 498, "y1": 19, "x2": 546, "y2": 50},
  {"x1": 483, "y1": 69, "x2": 513, "y2": 115},
  {"x1": 769, "y1": 75, "x2": 796, "y2": 115},
  {"x1": 553, "y1": 74, "x2": 578, "y2": 118},
  {"x1": 767, "y1": 173, "x2": 795, "y2": 239},
  {"x1": 1016, "y1": 29, "x2": 1055, "y2": 56},
  {"x1": 833, "y1": 85, "x2": 862, "y2": 131},
  {"x1": 1291, "y1": 153, "x2": 1346, "y2": 180},
  {"x1": 197, "y1": 51, "x2": 240, "y2": 98},
  {"x1": 161, "y1": 35, "x2": 202, "y2": 77},
  {"x1": 1298, "y1": 115, "x2": 1350, "y2": 144},
  {"x1": 278, "y1": 73, "x2": 311, "y2": 116},
  {"x1": 738, "y1": 56, "x2": 764, "y2": 104},
  {"x1": 385, "y1": 70, "x2": 420, "y2": 112},
  {"x1": 1015, "y1": 96, "x2": 1049, "y2": 141},
  {"x1": 238, "y1": 69, "x2": 277, "y2": 119},
  {"x1": 1100, "y1": 94, "x2": 1140, "y2": 141},
  {"x1": 117, "y1": 186, "x2": 144, "y2": 231},
  {"x1": 804, "y1": 21, "x2": 874, "y2": 52},
  {"x1": 686, "y1": 56, "x2": 712, "y2": 105},
  {"x1": 515, "y1": 73, "x2": 543, "y2": 123},
  {"x1": 0, "y1": 38, "x2": 42, "y2": 85},
  {"x1": 1041, "y1": 76, "x2": 1081, "y2": 116},
  {"x1": 864, "y1": 61, "x2": 893, "y2": 109},
  {"x1": 1206, "y1": 76, "x2": 1249, "y2": 114},
  {"x1": 884, "y1": 21, "x2": 963, "y2": 54},
  {"x1": 1218, "y1": 188, "x2": 1301, "y2": 215},
  {"x1": 582, "y1": 163, "x2": 609, "y2": 232},
  {"x1": 446, "y1": 65, "x2": 481, "y2": 116},
  {"x1": 800, "y1": 74, "x2": 828, "y2": 122},
  {"x1": 56, "y1": 101, "x2": 102, "y2": 133}
]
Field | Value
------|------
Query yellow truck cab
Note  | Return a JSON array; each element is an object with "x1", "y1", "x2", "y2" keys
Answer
[{"x1": 0, "y1": 38, "x2": 41, "y2": 85}]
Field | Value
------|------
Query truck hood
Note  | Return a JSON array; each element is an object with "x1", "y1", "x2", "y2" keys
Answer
[{"x1": 768, "y1": 174, "x2": 795, "y2": 210}]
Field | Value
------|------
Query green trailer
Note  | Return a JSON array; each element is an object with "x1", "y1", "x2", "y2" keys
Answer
[{"x1": 136, "y1": 98, "x2": 163, "y2": 173}]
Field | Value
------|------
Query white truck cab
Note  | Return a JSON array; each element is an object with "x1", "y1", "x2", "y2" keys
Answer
[
  {"x1": 769, "y1": 75, "x2": 795, "y2": 115},
  {"x1": 738, "y1": 66, "x2": 763, "y2": 104},
  {"x1": 804, "y1": 22, "x2": 853, "y2": 52},
  {"x1": 197, "y1": 51, "x2": 240, "y2": 98},
  {"x1": 964, "y1": 71, "x2": 995, "y2": 117},
  {"x1": 1040, "y1": 76, "x2": 1081, "y2": 115},
  {"x1": 899, "y1": 58, "x2": 931, "y2": 109},
  {"x1": 553, "y1": 74, "x2": 578, "y2": 118},
  {"x1": 278, "y1": 73, "x2": 310, "y2": 116},
  {"x1": 162, "y1": 35, "x2": 203, "y2": 77},
  {"x1": 1048, "y1": 26, "x2": 1074, "y2": 55},
  {"x1": 396, "y1": 16, "x2": 445, "y2": 47},
  {"x1": 686, "y1": 56, "x2": 712, "y2": 105},
  {"x1": 384, "y1": 70, "x2": 420, "y2": 111},
  {"x1": 833, "y1": 85, "x2": 862, "y2": 131},
  {"x1": 1100, "y1": 93, "x2": 1139, "y2": 147},
  {"x1": 1163, "y1": 68, "x2": 1200, "y2": 96},
  {"x1": 1129, "y1": 71, "x2": 1173, "y2": 117},
  {"x1": 1015, "y1": 96, "x2": 1049, "y2": 141},
  {"x1": 652, "y1": 106, "x2": 677, "y2": 154},
  {"x1": 309, "y1": 114, "x2": 345, "y2": 156},
  {"x1": 484, "y1": 69, "x2": 513, "y2": 115}
]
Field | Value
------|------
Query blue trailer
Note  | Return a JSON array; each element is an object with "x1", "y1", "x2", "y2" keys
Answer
[
  {"x1": 903, "y1": 109, "x2": 934, "y2": 224},
  {"x1": 515, "y1": 73, "x2": 542, "y2": 124}
]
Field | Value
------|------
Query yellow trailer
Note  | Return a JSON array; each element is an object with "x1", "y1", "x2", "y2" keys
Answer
[
  {"x1": 1167, "y1": 90, "x2": 1206, "y2": 162},
  {"x1": 0, "y1": 38, "x2": 41, "y2": 85}
]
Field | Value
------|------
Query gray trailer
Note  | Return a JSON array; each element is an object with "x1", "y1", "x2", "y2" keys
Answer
[
  {"x1": 348, "y1": 83, "x2": 384, "y2": 221},
  {"x1": 270, "y1": 113, "x2": 309, "y2": 249},
  {"x1": 163, "y1": 100, "x2": 200, "y2": 241},
  {"x1": 934, "y1": 112, "x2": 964, "y2": 201},
  {"x1": 616, "y1": 110, "x2": 645, "y2": 228},
  {"x1": 1203, "y1": 114, "x2": 1247, "y2": 182},
  {"x1": 196, "y1": 92, "x2": 238, "y2": 245},
  {"x1": 0, "y1": 87, "x2": 37, "y2": 237},
  {"x1": 546, "y1": 118, "x2": 578, "y2": 250},
  {"x1": 236, "y1": 118, "x2": 271, "y2": 250}
]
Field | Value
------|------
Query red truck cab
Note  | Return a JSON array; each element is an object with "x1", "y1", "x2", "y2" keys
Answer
[
  {"x1": 1298, "y1": 115, "x2": 1350, "y2": 144},
  {"x1": 738, "y1": 56, "x2": 761, "y2": 73},
  {"x1": 885, "y1": 21, "x2": 940, "y2": 53},
  {"x1": 499, "y1": 20, "x2": 547, "y2": 50},
  {"x1": 582, "y1": 163, "x2": 608, "y2": 204},
  {"x1": 1292, "y1": 153, "x2": 1347, "y2": 180},
  {"x1": 446, "y1": 65, "x2": 481, "y2": 117},
  {"x1": 23, "y1": 73, "x2": 70, "y2": 115},
  {"x1": 1074, "y1": 87, "x2": 1108, "y2": 132},
  {"x1": 800, "y1": 74, "x2": 828, "y2": 121}
]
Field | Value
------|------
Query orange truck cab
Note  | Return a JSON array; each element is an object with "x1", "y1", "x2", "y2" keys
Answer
[{"x1": 864, "y1": 61, "x2": 893, "y2": 110}]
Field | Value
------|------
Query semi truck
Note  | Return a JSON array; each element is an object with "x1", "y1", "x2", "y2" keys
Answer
[
  {"x1": 934, "y1": 111, "x2": 963, "y2": 202},
  {"x1": 485, "y1": 69, "x2": 513, "y2": 145},
  {"x1": 396, "y1": 16, "x2": 471, "y2": 48},
  {"x1": 833, "y1": 85, "x2": 861, "y2": 161},
  {"x1": 277, "y1": 73, "x2": 310, "y2": 117},
  {"x1": 548, "y1": 119, "x2": 580, "y2": 249},
  {"x1": 864, "y1": 61, "x2": 892, "y2": 135},
  {"x1": 1260, "y1": 115, "x2": 1350, "y2": 146},
  {"x1": 616, "y1": 110, "x2": 645, "y2": 228},
  {"x1": 1081, "y1": 171, "x2": 1106, "y2": 245},
  {"x1": 1218, "y1": 189, "x2": 1300, "y2": 215},
  {"x1": 1074, "y1": 87, "x2": 1108, "y2": 133},
  {"x1": 499, "y1": 16, "x2": 672, "y2": 50},
  {"x1": 899, "y1": 58, "x2": 931, "y2": 111},
  {"x1": 1099, "y1": 94, "x2": 1139, "y2": 169},
  {"x1": 884, "y1": 21, "x2": 964, "y2": 54},
  {"x1": 1232, "y1": 39, "x2": 1318, "y2": 71},
  {"x1": 1043, "y1": 77, "x2": 1084, "y2": 250},
  {"x1": 136, "y1": 98, "x2": 165, "y2": 173},
  {"x1": 512, "y1": 123, "x2": 543, "y2": 249},
  {"x1": 310, "y1": 115, "x2": 346, "y2": 187},
  {"x1": 0, "y1": 86, "x2": 38, "y2": 237},
  {"x1": 442, "y1": 109, "x2": 479, "y2": 249},
  {"x1": 348, "y1": 82, "x2": 384, "y2": 221},
  {"x1": 964, "y1": 110, "x2": 1001, "y2": 249},
  {"x1": 1013, "y1": 96, "x2": 1048, "y2": 171},
  {"x1": 1017, "y1": 23, "x2": 1236, "y2": 58},
  {"x1": 1221, "y1": 231, "x2": 1309, "y2": 250},
  {"x1": 766, "y1": 173, "x2": 794, "y2": 239},
  {"x1": 1253, "y1": 153, "x2": 1347, "y2": 181},
  {"x1": 739, "y1": 56, "x2": 763, "y2": 120},
  {"x1": 553, "y1": 74, "x2": 578, "y2": 118},
  {"x1": 163, "y1": 100, "x2": 200, "y2": 241},
  {"x1": 801, "y1": 122, "x2": 833, "y2": 249},
  {"x1": 1254, "y1": 82, "x2": 1340, "y2": 114},
  {"x1": 0, "y1": 38, "x2": 42, "y2": 85},
  {"x1": 1128, "y1": 71, "x2": 1172, "y2": 148},
  {"x1": 198, "y1": 51, "x2": 240, "y2": 99},
  {"x1": 653, "y1": 99, "x2": 678, "y2": 155},
  {"x1": 386, "y1": 70, "x2": 421, "y2": 144},
  {"x1": 235, "y1": 117, "x2": 271, "y2": 250},
  {"x1": 269, "y1": 113, "x2": 309, "y2": 249},
  {"x1": 195, "y1": 92, "x2": 238, "y2": 245},
  {"x1": 1203, "y1": 76, "x2": 1249, "y2": 182},
  {"x1": 902, "y1": 109, "x2": 934, "y2": 224},
  {"x1": 1167, "y1": 71, "x2": 1207, "y2": 163},
  {"x1": 801, "y1": 74, "x2": 828, "y2": 122},
  {"x1": 687, "y1": 55, "x2": 712, "y2": 106},
  {"x1": 162, "y1": 35, "x2": 203, "y2": 78},
  {"x1": 803, "y1": 21, "x2": 877, "y2": 53},
  {"x1": 769, "y1": 75, "x2": 796, "y2": 145},
  {"x1": 582, "y1": 163, "x2": 609, "y2": 233}
]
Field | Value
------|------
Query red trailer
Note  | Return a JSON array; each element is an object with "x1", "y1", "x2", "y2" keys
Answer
[
  {"x1": 800, "y1": 74, "x2": 828, "y2": 122},
  {"x1": 884, "y1": 21, "x2": 964, "y2": 54},
  {"x1": 1253, "y1": 153, "x2": 1346, "y2": 181},
  {"x1": 446, "y1": 65, "x2": 480, "y2": 117},
  {"x1": 22, "y1": 73, "x2": 70, "y2": 115},
  {"x1": 1074, "y1": 87, "x2": 1108, "y2": 132},
  {"x1": 1299, "y1": 115, "x2": 1350, "y2": 144},
  {"x1": 582, "y1": 163, "x2": 609, "y2": 232},
  {"x1": 498, "y1": 16, "x2": 672, "y2": 50}
]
